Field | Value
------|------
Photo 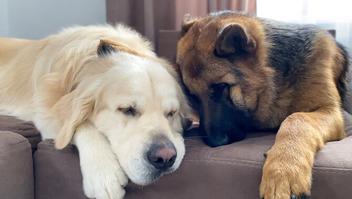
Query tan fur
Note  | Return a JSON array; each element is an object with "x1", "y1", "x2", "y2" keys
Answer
[{"x1": 177, "y1": 13, "x2": 346, "y2": 199}]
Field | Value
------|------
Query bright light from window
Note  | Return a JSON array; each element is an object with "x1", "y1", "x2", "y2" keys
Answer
[{"x1": 258, "y1": 0, "x2": 352, "y2": 23}]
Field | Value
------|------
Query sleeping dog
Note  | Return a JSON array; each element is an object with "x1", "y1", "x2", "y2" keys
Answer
[{"x1": 0, "y1": 25, "x2": 190, "y2": 199}]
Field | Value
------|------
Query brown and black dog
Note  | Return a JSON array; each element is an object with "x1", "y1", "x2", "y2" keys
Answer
[{"x1": 176, "y1": 11, "x2": 352, "y2": 199}]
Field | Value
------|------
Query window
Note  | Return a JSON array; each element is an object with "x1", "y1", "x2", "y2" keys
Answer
[{"x1": 257, "y1": 0, "x2": 352, "y2": 51}]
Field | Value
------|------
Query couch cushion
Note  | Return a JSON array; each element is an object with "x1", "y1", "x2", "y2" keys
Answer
[
  {"x1": 34, "y1": 140, "x2": 86, "y2": 199},
  {"x1": 127, "y1": 139, "x2": 352, "y2": 198},
  {"x1": 0, "y1": 115, "x2": 41, "y2": 150},
  {"x1": 34, "y1": 112, "x2": 352, "y2": 199},
  {"x1": 0, "y1": 131, "x2": 34, "y2": 199}
]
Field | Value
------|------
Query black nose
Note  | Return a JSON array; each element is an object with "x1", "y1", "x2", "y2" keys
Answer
[
  {"x1": 201, "y1": 125, "x2": 247, "y2": 147},
  {"x1": 204, "y1": 133, "x2": 231, "y2": 147},
  {"x1": 147, "y1": 137, "x2": 177, "y2": 170}
]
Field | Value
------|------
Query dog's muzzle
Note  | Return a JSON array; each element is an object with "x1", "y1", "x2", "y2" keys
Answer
[
  {"x1": 146, "y1": 135, "x2": 177, "y2": 171},
  {"x1": 200, "y1": 83, "x2": 253, "y2": 147}
]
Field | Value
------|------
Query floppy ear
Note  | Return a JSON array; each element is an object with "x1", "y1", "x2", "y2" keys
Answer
[
  {"x1": 215, "y1": 24, "x2": 256, "y2": 57},
  {"x1": 54, "y1": 90, "x2": 95, "y2": 149},
  {"x1": 181, "y1": 14, "x2": 198, "y2": 36},
  {"x1": 97, "y1": 39, "x2": 117, "y2": 56},
  {"x1": 97, "y1": 39, "x2": 145, "y2": 57}
]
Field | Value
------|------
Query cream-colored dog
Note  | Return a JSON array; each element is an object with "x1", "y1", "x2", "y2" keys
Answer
[{"x1": 0, "y1": 25, "x2": 190, "y2": 199}]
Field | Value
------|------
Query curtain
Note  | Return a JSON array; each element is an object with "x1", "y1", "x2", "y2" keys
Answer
[
  {"x1": 106, "y1": 0, "x2": 256, "y2": 60},
  {"x1": 208, "y1": 0, "x2": 256, "y2": 14}
]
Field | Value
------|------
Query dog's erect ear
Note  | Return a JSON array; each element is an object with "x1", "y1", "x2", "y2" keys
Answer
[
  {"x1": 54, "y1": 90, "x2": 95, "y2": 149},
  {"x1": 215, "y1": 24, "x2": 256, "y2": 57},
  {"x1": 181, "y1": 14, "x2": 198, "y2": 36},
  {"x1": 97, "y1": 39, "x2": 117, "y2": 56}
]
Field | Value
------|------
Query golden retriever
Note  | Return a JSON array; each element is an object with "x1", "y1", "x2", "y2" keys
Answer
[{"x1": 0, "y1": 25, "x2": 190, "y2": 199}]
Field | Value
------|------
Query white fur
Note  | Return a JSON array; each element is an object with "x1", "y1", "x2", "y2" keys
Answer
[{"x1": 0, "y1": 25, "x2": 190, "y2": 199}]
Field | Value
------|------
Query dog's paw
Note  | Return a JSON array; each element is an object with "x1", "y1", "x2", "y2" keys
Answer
[
  {"x1": 259, "y1": 148, "x2": 312, "y2": 199},
  {"x1": 80, "y1": 156, "x2": 128, "y2": 199}
]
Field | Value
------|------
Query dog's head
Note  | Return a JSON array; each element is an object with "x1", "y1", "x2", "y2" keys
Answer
[
  {"x1": 177, "y1": 12, "x2": 275, "y2": 147},
  {"x1": 53, "y1": 27, "x2": 190, "y2": 185}
]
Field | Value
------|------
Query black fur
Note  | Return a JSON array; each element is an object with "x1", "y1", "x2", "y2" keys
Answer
[
  {"x1": 196, "y1": 11, "x2": 352, "y2": 146},
  {"x1": 336, "y1": 43, "x2": 352, "y2": 114},
  {"x1": 200, "y1": 83, "x2": 256, "y2": 147},
  {"x1": 261, "y1": 19, "x2": 318, "y2": 85},
  {"x1": 213, "y1": 12, "x2": 351, "y2": 113},
  {"x1": 262, "y1": 19, "x2": 351, "y2": 114}
]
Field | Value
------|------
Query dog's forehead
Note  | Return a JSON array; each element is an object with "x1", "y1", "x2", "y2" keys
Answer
[
  {"x1": 178, "y1": 15, "x2": 252, "y2": 96},
  {"x1": 142, "y1": 59, "x2": 181, "y2": 111},
  {"x1": 178, "y1": 19, "x2": 226, "y2": 69},
  {"x1": 103, "y1": 76, "x2": 150, "y2": 109},
  {"x1": 146, "y1": 61, "x2": 179, "y2": 100},
  {"x1": 104, "y1": 54, "x2": 180, "y2": 109}
]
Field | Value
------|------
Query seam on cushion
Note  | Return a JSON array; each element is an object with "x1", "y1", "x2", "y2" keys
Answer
[
  {"x1": 184, "y1": 159, "x2": 352, "y2": 174},
  {"x1": 37, "y1": 145, "x2": 76, "y2": 154},
  {"x1": 208, "y1": 144, "x2": 272, "y2": 156},
  {"x1": 313, "y1": 170, "x2": 352, "y2": 175},
  {"x1": 185, "y1": 157, "x2": 352, "y2": 168},
  {"x1": 184, "y1": 159, "x2": 263, "y2": 168},
  {"x1": 186, "y1": 150, "x2": 213, "y2": 159},
  {"x1": 185, "y1": 157, "x2": 264, "y2": 166},
  {"x1": 314, "y1": 170, "x2": 352, "y2": 174},
  {"x1": 313, "y1": 166, "x2": 352, "y2": 171},
  {"x1": 0, "y1": 139, "x2": 29, "y2": 150},
  {"x1": 0, "y1": 141, "x2": 31, "y2": 154}
]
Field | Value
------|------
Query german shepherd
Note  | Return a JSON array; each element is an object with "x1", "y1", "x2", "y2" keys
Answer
[{"x1": 176, "y1": 11, "x2": 351, "y2": 199}]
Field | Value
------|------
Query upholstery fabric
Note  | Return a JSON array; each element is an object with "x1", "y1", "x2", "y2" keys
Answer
[
  {"x1": 34, "y1": 112, "x2": 352, "y2": 199},
  {"x1": 0, "y1": 116, "x2": 41, "y2": 150},
  {"x1": 0, "y1": 131, "x2": 34, "y2": 199},
  {"x1": 0, "y1": 111, "x2": 351, "y2": 199}
]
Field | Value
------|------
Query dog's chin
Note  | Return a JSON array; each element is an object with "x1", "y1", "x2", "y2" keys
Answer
[{"x1": 126, "y1": 165, "x2": 177, "y2": 186}]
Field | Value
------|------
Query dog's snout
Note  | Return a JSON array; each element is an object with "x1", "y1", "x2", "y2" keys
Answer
[{"x1": 147, "y1": 137, "x2": 177, "y2": 170}]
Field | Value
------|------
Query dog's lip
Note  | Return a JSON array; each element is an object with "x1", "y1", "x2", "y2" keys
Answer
[
  {"x1": 130, "y1": 165, "x2": 175, "y2": 186},
  {"x1": 136, "y1": 171, "x2": 164, "y2": 185},
  {"x1": 131, "y1": 169, "x2": 173, "y2": 187},
  {"x1": 149, "y1": 167, "x2": 175, "y2": 182},
  {"x1": 153, "y1": 167, "x2": 174, "y2": 177}
]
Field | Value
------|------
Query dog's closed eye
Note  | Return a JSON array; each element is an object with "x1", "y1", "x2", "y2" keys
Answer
[
  {"x1": 166, "y1": 110, "x2": 177, "y2": 118},
  {"x1": 117, "y1": 106, "x2": 138, "y2": 117}
]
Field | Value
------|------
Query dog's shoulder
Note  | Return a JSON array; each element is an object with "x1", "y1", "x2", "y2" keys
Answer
[
  {"x1": 260, "y1": 19, "x2": 321, "y2": 77},
  {"x1": 259, "y1": 18, "x2": 350, "y2": 113}
]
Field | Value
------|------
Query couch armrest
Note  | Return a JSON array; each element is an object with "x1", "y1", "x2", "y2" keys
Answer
[
  {"x1": 0, "y1": 131, "x2": 34, "y2": 199},
  {"x1": 0, "y1": 115, "x2": 41, "y2": 150}
]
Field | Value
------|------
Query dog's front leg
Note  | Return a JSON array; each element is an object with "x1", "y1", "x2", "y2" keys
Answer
[
  {"x1": 73, "y1": 123, "x2": 128, "y2": 199},
  {"x1": 260, "y1": 108, "x2": 344, "y2": 199}
]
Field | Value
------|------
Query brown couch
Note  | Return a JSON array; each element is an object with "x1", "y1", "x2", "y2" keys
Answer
[{"x1": 0, "y1": 111, "x2": 351, "y2": 199}]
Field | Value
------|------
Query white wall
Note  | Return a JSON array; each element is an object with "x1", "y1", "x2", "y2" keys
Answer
[
  {"x1": 0, "y1": 0, "x2": 9, "y2": 36},
  {"x1": 0, "y1": 0, "x2": 106, "y2": 39}
]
